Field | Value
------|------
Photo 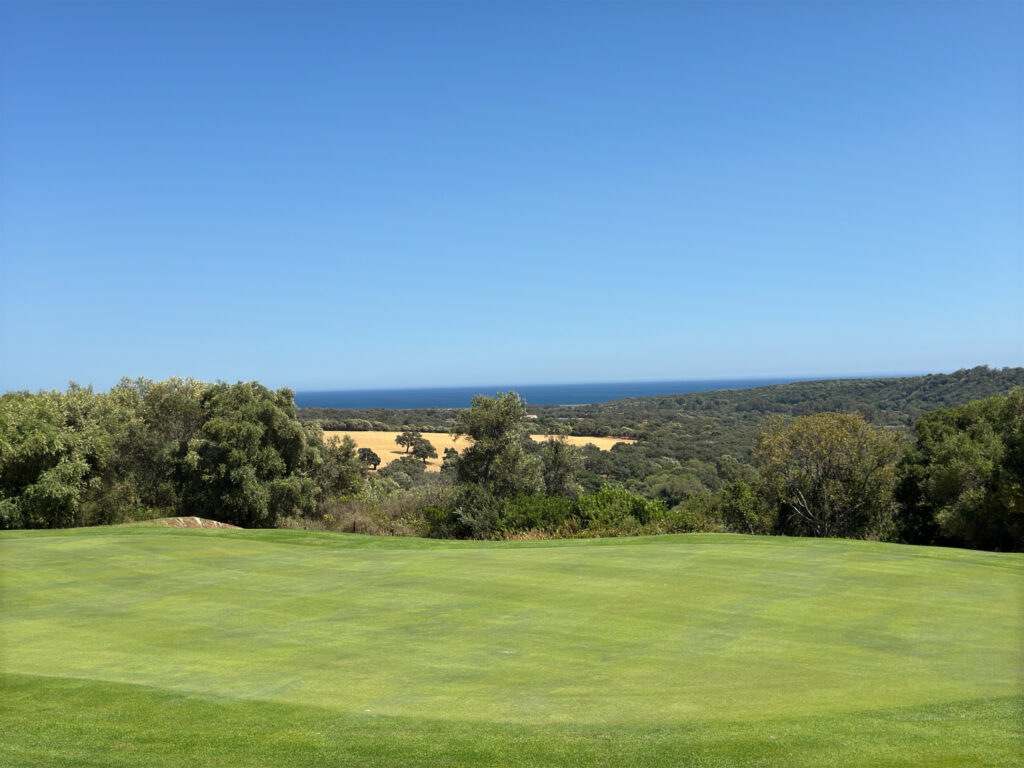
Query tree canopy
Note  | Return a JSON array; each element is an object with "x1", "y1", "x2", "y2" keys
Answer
[
  {"x1": 898, "y1": 388, "x2": 1023, "y2": 551},
  {"x1": 357, "y1": 447, "x2": 381, "y2": 470},
  {"x1": 453, "y1": 392, "x2": 543, "y2": 498},
  {"x1": 754, "y1": 412, "x2": 904, "y2": 539},
  {"x1": 0, "y1": 379, "x2": 361, "y2": 530},
  {"x1": 395, "y1": 431, "x2": 422, "y2": 454}
]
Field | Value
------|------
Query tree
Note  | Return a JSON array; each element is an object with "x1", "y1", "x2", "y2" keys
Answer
[
  {"x1": 358, "y1": 447, "x2": 381, "y2": 470},
  {"x1": 441, "y1": 446, "x2": 460, "y2": 470},
  {"x1": 453, "y1": 392, "x2": 542, "y2": 497},
  {"x1": 315, "y1": 433, "x2": 363, "y2": 502},
  {"x1": 0, "y1": 387, "x2": 107, "y2": 529},
  {"x1": 716, "y1": 480, "x2": 775, "y2": 535},
  {"x1": 645, "y1": 470, "x2": 707, "y2": 508},
  {"x1": 754, "y1": 412, "x2": 903, "y2": 539},
  {"x1": 395, "y1": 430, "x2": 422, "y2": 454},
  {"x1": 540, "y1": 435, "x2": 584, "y2": 498},
  {"x1": 378, "y1": 454, "x2": 427, "y2": 490},
  {"x1": 897, "y1": 389, "x2": 1023, "y2": 551},
  {"x1": 178, "y1": 382, "x2": 322, "y2": 527},
  {"x1": 108, "y1": 377, "x2": 206, "y2": 513},
  {"x1": 411, "y1": 436, "x2": 437, "y2": 464}
]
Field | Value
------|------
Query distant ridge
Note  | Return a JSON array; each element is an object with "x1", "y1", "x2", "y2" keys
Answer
[
  {"x1": 297, "y1": 376, "x2": 817, "y2": 409},
  {"x1": 297, "y1": 367, "x2": 1024, "y2": 442}
]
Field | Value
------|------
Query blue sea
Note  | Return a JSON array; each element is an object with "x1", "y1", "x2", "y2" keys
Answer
[{"x1": 295, "y1": 378, "x2": 805, "y2": 410}]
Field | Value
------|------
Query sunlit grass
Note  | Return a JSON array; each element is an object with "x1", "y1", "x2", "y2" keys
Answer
[{"x1": 1, "y1": 528, "x2": 1020, "y2": 766}]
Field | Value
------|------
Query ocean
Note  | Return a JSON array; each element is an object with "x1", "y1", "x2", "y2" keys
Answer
[{"x1": 295, "y1": 378, "x2": 804, "y2": 410}]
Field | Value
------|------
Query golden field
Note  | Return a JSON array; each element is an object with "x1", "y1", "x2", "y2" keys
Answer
[{"x1": 322, "y1": 431, "x2": 634, "y2": 472}]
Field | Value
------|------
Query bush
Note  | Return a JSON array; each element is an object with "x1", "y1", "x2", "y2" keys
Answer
[
  {"x1": 576, "y1": 485, "x2": 667, "y2": 529},
  {"x1": 498, "y1": 495, "x2": 575, "y2": 534},
  {"x1": 716, "y1": 481, "x2": 776, "y2": 535}
]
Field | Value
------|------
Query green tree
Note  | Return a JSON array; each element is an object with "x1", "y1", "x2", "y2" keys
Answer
[
  {"x1": 395, "y1": 430, "x2": 422, "y2": 454},
  {"x1": 441, "y1": 446, "x2": 460, "y2": 471},
  {"x1": 378, "y1": 454, "x2": 427, "y2": 490},
  {"x1": 178, "y1": 382, "x2": 322, "y2": 527},
  {"x1": 754, "y1": 412, "x2": 903, "y2": 539},
  {"x1": 0, "y1": 382, "x2": 159, "y2": 529},
  {"x1": 540, "y1": 435, "x2": 584, "y2": 498},
  {"x1": 454, "y1": 392, "x2": 543, "y2": 497},
  {"x1": 411, "y1": 436, "x2": 438, "y2": 464},
  {"x1": 898, "y1": 389, "x2": 1023, "y2": 551},
  {"x1": 358, "y1": 447, "x2": 382, "y2": 470},
  {"x1": 108, "y1": 377, "x2": 206, "y2": 513},
  {"x1": 0, "y1": 386, "x2": 123, "y2": 529},
  {"x1": 645, "y1": 470, "x2": 707, "y2": 508},
  {"x1": 716, "y1": 480, "x2": 775, "y2": 535},
  {"x1": 315, "y1": 433, "x2": 363, "y2": 502}
]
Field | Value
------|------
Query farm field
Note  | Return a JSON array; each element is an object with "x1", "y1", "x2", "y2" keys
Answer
[
  {"x1": 323, "y1": 430, "x2": 634, "y2": 471},
  {"x1": 1, "y1": 529, "x2": 1020, "y2": 767}
]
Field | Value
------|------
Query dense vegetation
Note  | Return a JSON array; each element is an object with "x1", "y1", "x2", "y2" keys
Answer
[
  {"x1": 2, "y1": 529, "x2": 1020, "y2": 767},
  {"x1": 0, "y1": 379, "x2": 363, "y2": 530},
  {"x1": 300, "y1": 366, "x2": 1024, "y2": 503},
  {"x1": 300, "y1": 367, "x2": 1023, "y2": 438},
  {"x1": 2, "y1": 369, "x2": 1021, "y2": 551}
]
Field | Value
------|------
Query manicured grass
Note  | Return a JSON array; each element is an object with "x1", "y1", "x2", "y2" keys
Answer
[{"x1": 1, "y1": 528, "x2": 1021, "y2": 766}]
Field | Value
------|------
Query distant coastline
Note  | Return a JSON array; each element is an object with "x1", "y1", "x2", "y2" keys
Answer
[{"x1": 295, "y1": 377, "x2": 812, "y2": 409}]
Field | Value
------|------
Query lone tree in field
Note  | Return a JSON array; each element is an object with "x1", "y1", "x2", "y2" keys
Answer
[
  {"x1": 357, "y1": 447, "x2": 381, "y2": 470},
  {"x1": 754, "y1": 412, "x2": 903, "y2": 539},
  {"x1": 411, "y1": 436, "x2": 438, "y2": 464},
  {"x1": 395, "y1": 430, "x2": 422, "y2": 453}
]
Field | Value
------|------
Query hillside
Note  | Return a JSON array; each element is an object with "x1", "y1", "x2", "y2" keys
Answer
[
  {"x1": 298, "y1": 367, "x2": 1024, "y2": 439},
  {"x1": 298, "y1": 368, "x2": 1024, "y2": 484},
  {"x1": 2, "y1": 528, "x2": 1020, "y2": 767}
]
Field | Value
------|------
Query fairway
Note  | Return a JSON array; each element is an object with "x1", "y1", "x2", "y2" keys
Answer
[
  {"x1": 1, "y1": 530, "x2": 1021, "y2": 767},
  {"x1": 323, "y1": 430, "x2": 633, "y2": 471}
]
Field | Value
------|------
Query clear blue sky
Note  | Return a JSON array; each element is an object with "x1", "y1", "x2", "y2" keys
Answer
[{"x1": 1, "y1": 1, "x2": 1021, "y2": 392}]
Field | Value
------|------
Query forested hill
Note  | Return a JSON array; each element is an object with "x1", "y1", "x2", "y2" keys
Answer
[
  {"x1": 532, "y1": 365, "x2": 1024, "y2": 435},
  {"x1": 299, "y1": 366, "x2": 1024, "y2": 439}
]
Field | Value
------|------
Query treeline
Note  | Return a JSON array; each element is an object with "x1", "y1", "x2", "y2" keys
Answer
[
  {"x1": 305, "y1": 392, "x2": 680, "y2": 541},
  {"x1": 3, "y1": 375, "x2": 1021, "y2": 551},
  {"x1": 0, "y1": 379, "x2": 362, "y2": 529},
  {"x1": 298, "y1": 367, "x2": 1024, "y2": 507},
  {"x1": 302, "y1": 388, "x2": 1022, "y2": 551},
  {"x1": 299, "y1": 367, "x2": 1023, "y2": 438},
  {"x1": 557, "y1": 366, "x2": 1024, "y2": 509},
  {"x1": 535, "y1": 366, "x2": 1024, "y2": 435},
  {"x1": 299, "y1": 406, "x2": 460, "y2": 434}
]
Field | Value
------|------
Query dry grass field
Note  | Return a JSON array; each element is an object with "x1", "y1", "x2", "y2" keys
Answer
[{"x1": 323, "y1": 431, "x2": 634, "y2": 472}]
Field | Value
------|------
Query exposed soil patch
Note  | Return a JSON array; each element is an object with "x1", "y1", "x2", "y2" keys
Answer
[{"x1": 322, "y1": 430, "x2": 635, "y2": 472}]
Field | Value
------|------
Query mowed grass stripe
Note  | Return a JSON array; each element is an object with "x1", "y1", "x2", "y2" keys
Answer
[
  {"x1": 1, "y1": 529, "x2": 1021, "y2": 765},
  {"x1": 3, "y1": 674, "x2": 1019, "y2": 768}
]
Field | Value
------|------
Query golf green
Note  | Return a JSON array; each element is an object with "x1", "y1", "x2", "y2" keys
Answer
[{"x1": 1, "y1": 528, "x2": 1020, "y2": 766}]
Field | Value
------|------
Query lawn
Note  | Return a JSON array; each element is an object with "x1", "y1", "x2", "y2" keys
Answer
[{"x1": 1, "y1": 528, "x2": 1020, "y2": 766}]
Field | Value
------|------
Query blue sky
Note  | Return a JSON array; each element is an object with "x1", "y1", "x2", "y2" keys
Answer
[{"x1": 1, "y1": 1, "x2": 1021, "y2": 392}]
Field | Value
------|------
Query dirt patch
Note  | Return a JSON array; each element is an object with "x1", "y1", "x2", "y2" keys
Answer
[
  {"x1": 144, "y1": 517, "x2": 241, "y2": 529},
  {"x1": 322, "y1": 430, "x2": 635, "y2": 472},
  {"x1": 322, "y1": 431, "x2": 468, "y2": 472}
]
